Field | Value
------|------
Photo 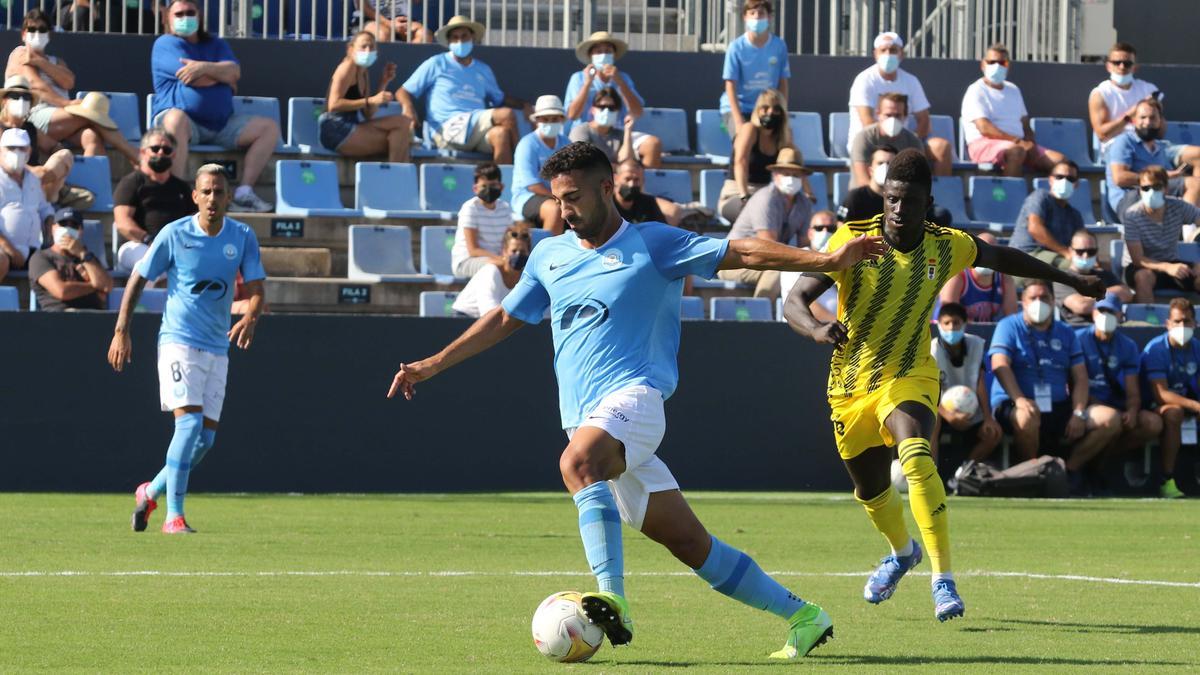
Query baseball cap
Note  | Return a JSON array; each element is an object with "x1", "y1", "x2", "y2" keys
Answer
[{"x1": 874, "y1": 31, "x2": 903, "y2": 49}]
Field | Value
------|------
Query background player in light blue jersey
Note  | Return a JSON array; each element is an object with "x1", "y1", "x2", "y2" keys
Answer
[
  {"x1": 108, "y1": 164, "x2": 266, "y2": 534},
  {"x1": 387, "y1": 142, "x2": 885, "y2": 659}
]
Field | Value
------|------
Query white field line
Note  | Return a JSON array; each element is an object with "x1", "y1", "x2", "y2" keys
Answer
[{"x1": 1, "y1": 569, "x2": 1197, "y2": 588}]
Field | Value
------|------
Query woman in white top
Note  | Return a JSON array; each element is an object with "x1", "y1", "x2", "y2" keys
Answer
[{"x1": 452, "y1": 226, "x2": 531, "y2": 318}]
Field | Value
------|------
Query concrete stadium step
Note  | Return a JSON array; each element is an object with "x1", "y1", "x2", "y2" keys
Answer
[{"x1": 260, "y1": 247, "x2": 333, "y2": 278}]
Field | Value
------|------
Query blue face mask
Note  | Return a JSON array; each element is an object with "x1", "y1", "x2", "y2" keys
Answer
[
  {"x1": 353, "y1": 50, "x2": 377, "y2": 67},
  {"x1": 593, "y1": 108, "x2": 616, "y2": 127},
  {"x1": 591, "y1": 52, "x2": 614, "y2": 68},
  {"x1": 449, "y1": 40, "x2": 473, "y2": 58},
  {"x1": 173, "y1": 16, "x2": 198, "y2": 36},
  {"x1": 877, "y1": 53, "x2": 900, "y2": 74},
  {"x1": 746, "y1": 17, "x2": 769, "y2": 34},
  {"x1": 507, "y1": 252, "x2": 529, "y2": 270},
  {"x1": 939, "y1": 327, "x2": 965, "y2": 345}
]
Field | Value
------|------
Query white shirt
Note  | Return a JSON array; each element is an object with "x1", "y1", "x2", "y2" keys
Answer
[
  {"x1": 451, "y1": 196, "x2": 513, "y2": 271},
  {"x1": 846, "y1": 65, "x2": 931, "y2": 146},
  {"x1": 1091, "y1": 77, "x2": 1159, "y2": 152},
  {"x1": 0, "y1": 168, "x2": 51, "y2": 253},
  {"x1": 961, "y1": 78, "x2": 1028, "y2": 145},
  {"x1": 451, "y1": 263, "x2": 512, "y2": 318},
  {"x1": 931, "y1": 333, "x2": 986, "y2": 424}
]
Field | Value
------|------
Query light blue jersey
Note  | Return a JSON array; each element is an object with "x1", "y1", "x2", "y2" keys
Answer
[
  {"x1": 563, "y1": 70, "x2": 644, "y2": 128},
  {"x1": 401, "y1": 52, "x2": 504, "y2": 135},
  {"x1": 502, "y1": 221, "x2": 728, "y2": 428},
  {"x1": 511, "y1": 131, "x2": 571, "y2": 216},
  {"x1": 136, "y1": 215, "x2": 266, "y2": 355},
  {"x1": 719, "y1": 34, "x2": 791, "y2": 115}
]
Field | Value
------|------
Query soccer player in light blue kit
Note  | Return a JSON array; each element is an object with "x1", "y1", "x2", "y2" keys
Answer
[
  {"x1": 388, "y1": 143, "x2": 886, "y2": 658},
  {"x1": 109, "y1": 164, "x2": 266, "y2": 534}
]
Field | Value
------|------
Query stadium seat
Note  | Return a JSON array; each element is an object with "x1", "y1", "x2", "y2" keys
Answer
[
  {"x1": 0, "y1": 286, "x2": 17, "y2": 311},
  {"x1": 929, "y1": 114, "x2": 976, "y2": 170},
  {"x1": 832, "y1": 172, "x2": 850, "y2": 208},
  {"x1": 347, "y1": 225, "x2": 432, "y2": 282},
  {"x1": 66, "y1": 155, "x2": 114, "y2": 211},
  {"x1": 1110, "y1": 239, "x2": 1124, "y2": 278},
  {"x1": 275, "y1": 160, "x2": 362, "y2": 217},
  {"x1": 633, "y1": 108, "x2": 694, "y2": 159},
  {"x1": 828, "y1": 112, "x2": 851, "y2": 159},
  {"x1": 1030, "y1": 117, "x2": 1103, "y2": 172},
  {"x1": 695, "y1": 109, "x2": 732, "y2": 161},
  {"x1": 499, "y1": 164, "x2": 515, "y2": 207},
  {"x1": 232, "y1": 96, "x2": 299, "y2": 153},
  {"x1": 643, "y1": 168, "x2": 691, "y2": 204},
  {"x1": 1032, "y1": 177, "x2": 1097, "y2": 223},
  {"x1": 1099, "y1": 179, "x2": 1119, "y2": 224},
  {"x1": 81, "y1": 220, "x2": 108, "y2": 269},
  {"x1": 700, "y1": 169, "x2": 727, "y2": 213},
  {"x1": 787, "y1": 112, "x2": 843, "y2": 167},
  {"x1": 286, "y1": 97, "x2": 337, "y2": 156},
  {"x1": 680, "y1": 295, "x2": 703, "y2": 321},
  {"x1": 355, "y1": 163, "x2": 440, "y2": 219},
  {"x1": 1164, "y1": 121, "x2": 1200, "y2": 146},
  {"x1": 933, "y1": 176, "x2": 985, "y2": 229},
  {"x1": 419, "y1": 225, "x2": 459, "y2": 279},
  {"x1": 146, "y1": 94, "x2": 220, "y2": 151},
  {"x1": 76, "y1": 91, "x2": 140, "y2": 142},
  {"x1": 807, "y1": 172, "x2": 829, "y2": 213},
  {"x1": 419, "y1": 163, "x2": 476, "y2": 217},
  {"x1": 1178, "y1": 242, "x2": 1200, "y2": 263},
  {"x1": 419, "y1": 291, "x2": 460, "y2": 317},
  {"x1": 107, "y1": 287, "x2": 167, "y2": 312},
  {"x1": 530, "y1": 228, "x2": 553, "y2": 249},
  {"x1": 1124, "y1": 303, "x2": 1171, "y2": 326},
  {"x1": 968, "y1": 176, "x2": 1028, "y2": 228},
  {"x1": 709, "y1": 297, "x2": 773, "y2": 321}
]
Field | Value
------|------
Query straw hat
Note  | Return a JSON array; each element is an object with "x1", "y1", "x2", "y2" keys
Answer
[
  {"x1": 574, "y1": 31, "x2": 629, "y2": 64},
  {"x1": 765, "y1": 147, "x2": 812, "y2": 175},
  {"x1": 63, "y1": 92, "x2": 118, "y2": 130},
  {"x1": 531, "y1": 95, "x2": 566, "y2": 120},
  {"x1": 435, "y1": 15, "x2": 485, "y2": 47},
  {"x1": 0, "y1": 75, "x2": 39, "y2": 106}
]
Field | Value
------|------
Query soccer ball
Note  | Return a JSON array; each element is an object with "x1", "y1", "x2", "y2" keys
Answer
[
  {"x1": 890, "y1": 459, "x2": 909, "y2": 493},
  {"x1": 531, "y1": 591, "x2": 605, "y2": 662},
  {"x1": 940, "y1": 385, "x2": 979, "y2": 418}
]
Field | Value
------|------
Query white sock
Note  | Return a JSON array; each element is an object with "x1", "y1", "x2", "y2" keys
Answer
[
  {"x1": 893, "y1": 539, "x2": 914, "y2": 558},
  {"x1": 932, "y1": 572, "x2": 955, "y2": 585},
  {"x1": 234, "y1": 185, "x2": 254, "y2": 199}
]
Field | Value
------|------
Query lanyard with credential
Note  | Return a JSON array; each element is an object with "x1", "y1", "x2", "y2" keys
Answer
[
  {"x1": 1170, "y1": 342, "x2": 1199, "y2": 398},
  {"x1": 1023, "y1": 326, "x2": 1046, "y2": 382},
  {"x1": 1094, "y1": 334, "x2": 1123, "y2": 398}
]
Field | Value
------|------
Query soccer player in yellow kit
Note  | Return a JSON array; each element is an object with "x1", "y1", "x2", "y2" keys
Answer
[{"x1": 784, "y1": 149, "x2": 1105, "y2": 621}]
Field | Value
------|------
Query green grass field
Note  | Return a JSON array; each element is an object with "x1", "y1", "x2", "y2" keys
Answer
[{"x1": 2, "y1": 492, "x2": 1198, "y2": 673}]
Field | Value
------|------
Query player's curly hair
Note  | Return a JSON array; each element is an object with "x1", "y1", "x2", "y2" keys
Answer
[
  {"x1": 884, "y1": 148, "x2": 932, "y2": 195},
  {"x1": 540, "y1": 142, "x2": 614, "y2": 182}
]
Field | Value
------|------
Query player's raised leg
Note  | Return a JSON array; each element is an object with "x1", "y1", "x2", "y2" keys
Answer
[{"x1": 845, "y1": 445, "x2": 923, "y2": 604}]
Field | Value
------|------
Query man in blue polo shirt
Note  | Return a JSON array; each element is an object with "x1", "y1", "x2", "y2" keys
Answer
[
  {"x1": 718, "y1": 0, "x2": 790, "y2": 137},
  {"x1": 512, "y1": 96, "x2": 570, "y2": 234},
  {"x1": 1140, "y1": 297, "x2": 1200, "y2": 497},
  {"x1": 1105, "y1": 98, "x2": 1200, "y2": 222},
  {"x1": 989, "y1": 280, "x2": 1121, "y2": 488}
]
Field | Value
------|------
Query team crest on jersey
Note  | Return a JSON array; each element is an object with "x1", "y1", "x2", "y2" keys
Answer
[
  {"x1": 602, "y1": 250, "x2": 624, "y2": 268},
  {"x1": 926, "y1": 257, "x2": 937, "y2": 280},
  {"x1": 1189, "y1": 362, "x2": 1198, "y2": 376},
  {"x1": 223, "y1": 244, "x2": 237, "y2": 259},
  {"x1": 1108, "y1": 356, "x2": 1119, "y2": 369},
  {"x1": 1051, "y1": 338, "x2": 1063, "y2": 351}
]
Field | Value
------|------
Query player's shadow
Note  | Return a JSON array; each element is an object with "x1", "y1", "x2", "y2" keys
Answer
[
  {"x1": 996, "y1": 617, "x2": 1197, "y2": 635},
  {"x1": 806, "y1": 655, "x2": 1193, "y2": 667}
]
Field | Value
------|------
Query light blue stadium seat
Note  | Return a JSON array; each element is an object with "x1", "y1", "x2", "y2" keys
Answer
[
  {"x1": 1124, "y1": 303, "x2": 1170, "y2": 326},
  {"x1": 696, "y1": 109, "x2": 732, "y2": 161},
  {"x1": 355, "y1": 163, "x2": 440, "y2": 219},
  {"x1": 832, "y1": 172, "x2": 850, "y2": 208},
  {"x1": 286, "y1": 97, "x2": 337, "y2": 156},
  {"x1": 275, "y1": 160, "x2": 361, "y2": 217},
  {"x1": 530, "y1": 228, "x2": 553, "y2": 249},
  {"x1": 787, "y1": 112, "x2": 843, "y2": 167},
  {"x1": 81, "y1": 220, "x2": 108, "y2": 269},
  {"x1": 680, "y1": 295, "x2": 704, "y2": 321},
  {"x1": 146, "y1": 94, "x2": 220, "y2": 151},
  {"x1": 419, "y1": 291, "x2": 460, "y2": 317},
  {"x1": 1164, "y1": 121, "x2": 1200, "y2": 146},
  {"x1": 420, "y1": 163, "x2": 476, "y2": 216},
  {"x1": 930, "y1": 114, "x2": 975, "y2": 170},
  {"x1": 700, "y1": 169, "x2": 727, "y2": 212},
  {"x1": 67, "y1": 156, "x2": 114, "y2": 211},
  {"x1": 968, "y1": 176, "x2": 1028, "y2": 228},
  {"x1": 829, "y1": 112, "x2": 851, "y2": 159},
  {"x1": 710, "y1": 296, "x2": 773, "y2": 321},
  {"x1": 500, "y1": 164, "x2": 515, "y2": 206},
  {"x1": 420, "y1": 225, "x2": 459, "y2": 279},
  {"x1": 633, "y1": 107, "x2": 693, "y2": 159},
  {"x1": 934, "y1": 176, "x2": 985, "y2": 228},
  {"x1": 1110, "y1": 239, "x2": 1124, "y2": 278},
  {"x1": 0, "y1": 286, "x2": 17, "y2": 311},
  {"x1": 1030, "y1": 117, "x2": 1103, "y2": 172},
  {"x1": 232, "y1": 96, "x2": 299, "y2": 153},
  {"x1": 643, "y1": 168, "x2": 691, "y2": 204},
  {"x1": 77, "y1": 91, "x2": 140, "y2": 142},
  {"x1": 107, "y1": 287, "x2": 167, "y2": 312},
  {"x1": 347, "y1": 225, "x2": 432, "y2": 282},
  {"x1": 807, "y1": 172, "x2": 829, "y2": 213},
  {"x1": 1032, "y1": 176, "x2": 1097, "y2": 223}
]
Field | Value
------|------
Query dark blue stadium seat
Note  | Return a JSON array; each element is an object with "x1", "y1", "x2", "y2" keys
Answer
[
  {"x1": 530, "y1": 228, "x2": 553, "y2": 249},
  {"x1": 680, "y1": 296, "x2": 704, "y2": 321},
  {"x1": 710, "y1": 297, "x2": 773, "y2": 321},
  {"x1": 1124, "y1": 303, "x2": 1170, "y2": 326},
  {"x1": 643, "y1": 168, "x2": 691, "y2": 204},
  {"x1": 355, "y1": 163, "x2": 440, "y2": 219},
  {"x1": 275, "y1": 160, "x2": 361, "y2": 216},
  {"x1": 832, "y1": 172, "x2": 850, "y2": 208},
  {"x1": 695, "y1": 109, "x2": 732, "y2": 161},
  {"x1": 968, "y1": 176, "x2": 1028, "y2": 228},
  {"x1": 1164, "y1": 121, "x2": 1200, "y2": 146},
  {"x1": 807, "y1": 172, "x2": 829, "y2": 213},
  {"x1": 1030, "y1": 117, "x2": 1103, "y2": 172},
  {"x1": 0, "y1": 286, "x2": 17, "y2": 311},
  {"x1": 1032, "y1": 176, "x2": 1097, "y2": 223},
  {"x1": 1110, "y1": 240, "x2": 1124, "y2": 278}
]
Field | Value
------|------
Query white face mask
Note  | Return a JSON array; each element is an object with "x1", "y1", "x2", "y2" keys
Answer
[
  {"x1": 53, "y1": 225, "x2": 79, "y2": 246},
  {"x1": 1050, "y1": 177, "x2": 1075, "y2": 200},
  {"x1": 775, "y1": 174, "x2": 802, "y2": 196},
  {"x1": 879, "y1": 116, "x2": 904, "y2": 137},
  {"x1": 1025, "y1": 299, "x2": 1052, "y2": 324},
  {"x1": 871, "y1": 162, "x2": 889, "y2": 187},
  {"x1": 1170, "y1": 326, "x2": 1194, "y2": 346},
  {"x1": 983, "y1": 63, "x2": 1008, "y2": 84},
  {"x1": 1110, "y1": 71, "x2": 1133, "y2": 87},
  {"x1": 809, "y1": 228, "x2": 834, "y2": 252},
  {"x1": 6, "y1": 98, "x2": 30, "y2": 120},
  {"x1": 24, "y1": 31, "x2": 49, "y2": 52},
  {"x1": 537, "y1": 122, "x2": 563, "y2": 139},
  {"x1": 1094, "y1": 312, "x2": 1118, "y2": 334},
  {"x1": 973, "y1": 266, "x2": 994, "y2": 279},
  {"x1": 877, "y1": 53, "x2": 899, "y2": 74},
  {"x1": 3, "y1": 148, "x2": 28, "y2": 173},
  {"x1": 1141, "y1": 188, "x2": 1165, "y2": 210}
]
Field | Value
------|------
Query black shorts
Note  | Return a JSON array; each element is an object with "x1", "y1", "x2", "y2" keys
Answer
[
  {"x1": 522, "y1": 194, "x2": 552, "y2": 224},
  {"x1": 1123, "y1": 261, "x2": 1193, "y2": 291},
  {"x1": 996, "y1": 398, "x2": 1073, "y2": 455}
]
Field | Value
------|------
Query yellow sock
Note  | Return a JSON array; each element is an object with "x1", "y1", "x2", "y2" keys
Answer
[
  {"x1": 856, "y1": 485, "x2": 910, "y2": 554},
  {"x1": 898, "y1": 437, "x2": 951, "y2": 574}
]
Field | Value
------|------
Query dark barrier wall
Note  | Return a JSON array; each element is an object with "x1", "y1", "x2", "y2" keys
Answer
[{"x1": 1115, "y1": 0, "x2": 1200, "y2": 67}]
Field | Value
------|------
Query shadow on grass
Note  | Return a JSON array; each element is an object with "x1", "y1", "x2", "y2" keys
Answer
[
  {"x1": 995, "y1": 618, "x2": 1198, "y2": 636},
  {"x1": 615, "y1": 655, "x2": 1193, "y2": 668}
]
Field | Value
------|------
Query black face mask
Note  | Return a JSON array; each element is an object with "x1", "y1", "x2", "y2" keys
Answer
[
  {"x1": 1136, "y1": 126, "x2": 1160, "y2": 142},
  {"x1": 477, "y1": 185, "x2": 502, "y2": 204},
  {"x1": 147, "y1": 155, "x2": 173, "y2": 173},
  {"x1": 759, "y1": 114, "x2": 780, "y2": 130},
  {"x1": 618, "y1": 184, "x2": 641, "y2": 201},
  {"x1": 506, "y1": 252, "x2": 529, "y2": 270}
]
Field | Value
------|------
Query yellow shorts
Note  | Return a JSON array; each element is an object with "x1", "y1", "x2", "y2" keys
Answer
[{"x1": 830, "y1": 377, "x2": 939, "y2": 460}]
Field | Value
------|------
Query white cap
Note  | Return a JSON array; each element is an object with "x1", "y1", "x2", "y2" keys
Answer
[
  {"x1": 0, "y1": 127, "x2": 30, "y2": 148},
  {"x1": 874, "y1": 31, "x2": 903, "y2": 49},
  {"x1": 532, "y1": 95, "x2": 566, "y2": 120}
]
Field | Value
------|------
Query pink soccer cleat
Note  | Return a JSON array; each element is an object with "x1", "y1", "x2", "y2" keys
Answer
[
  {"x1": 162, "y1": 515, "x2": 196, "y2": 534},
  {"x1": 132, "y1": 482, "x2": 157, "y2": 532}
]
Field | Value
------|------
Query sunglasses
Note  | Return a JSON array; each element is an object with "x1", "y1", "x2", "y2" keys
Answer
[
  {"x1": 1108, "y1": 59, "x2": 1135, "y2": 67},
  {"x1": 146, "y1": 144, "x2": 174, "y2": 154},
  {"x1": 811, "y1": 225, "x2": 837, "y2": 232},
  {"x1": 1073, "y1": 247, "x2": 1097, "y2": 256},
  {"x1": 507, "y1": 231, "x2": 531, "y2": 240},
  {"x1": 1051, "y1": 174, "x2": 1078, "y2": 183},
  {"x1": 594, "y1": 104, "x2": 620, "y2": 112},
  {"x1": 984, "y1": 59, "x2": 1009, "y2": 66},
  {"x1": 1139, "y1": 184, "x2": 1165, "y2": 192},
  {"x1": 173, "y1": 9, "x2": 198, "y2": 16},
  {"x1": 25, "y1": 25, "x2": 50, "y2": 33},
  {"x1": 3, "y1": 93, "x2": 32, "y2": 101}
]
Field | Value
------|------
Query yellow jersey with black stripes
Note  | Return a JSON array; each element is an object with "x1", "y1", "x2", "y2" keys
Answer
[{"x1": 823, "y1": 215, "x2": 978, "y2": 400}]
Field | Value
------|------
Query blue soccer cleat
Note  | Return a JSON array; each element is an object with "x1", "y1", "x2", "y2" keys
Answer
[
  {"x1": 863, "y1": 539, "x2": 923, "y2": 603},
  {"x1": 932, "y1": 578, "x2": 965, "y2": 622}
]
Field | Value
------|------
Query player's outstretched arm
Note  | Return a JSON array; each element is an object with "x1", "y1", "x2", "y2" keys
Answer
[
  {"x1": 783, "y1": 273, "x2": 848, "y2": 345},
  {"x1": 228, "y1": 279, "x2": 265, "y2": 350},
  {"x1": 717, "y1": 234, "x2": 887, "y2": 273},
  {"x1": 108, "y1": 270, "x2": 148, "y2": 373},
  {"x1": 972, "y1": 236, "x2": 1106, "y2": 298},
  {"x1": 387, "y1": 307, "x2": 526, "y2": 401}
]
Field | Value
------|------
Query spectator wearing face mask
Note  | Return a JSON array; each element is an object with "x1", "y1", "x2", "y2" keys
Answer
[
  {"x1": 319, "y1": 31, "x2": 412, "y2": 162},
  {"x1": 717, "y1": 147, "x2": 812, "y2": 298},
  {"x1": 0, "y1": 74, "x2": 73, "y2": 204},
  {"x1": 451, "y1": 162, "x2": 514, "y2": 278},
  {"x1": 1008, "y1": 160, "x2": 1083, "y2": 271},
  {"x1": 451, "y1": 226, "x2": 531, "y2": 318},
  {"x1": 849, "y1": 93, "x2": 922, "y2": 187},
  {"x1": 839, "y1": 145, "x2": 953, "y2": 228},
  {"x1": 718, "y1": 88, "x2": 803, "y2": 224},
  {"x1": 1107, "y1": 98, "x2": 1200, "y2": 222},
  {"x1": 564, "y1": 32, "x2": 661, "y2": 168},
  {"x1": 938, "y1": 232, "x2": 1017, "y2": 323},
  {"x1": 0, "y1": 127, "x2": 53, "y2": 283},
  {"x1": 1089, "y1": 42, "x2": 1160, "y2": 155},
  {"x1": 780, "y1": 210, "x2": 839, "y2": 321},
  {"x1": 961, "y1": 44, "x2": 1064, "y2": 177},
  {"x1": 1141, "y1": 298, "x2": 1200, "y2": 497},
  {"x1": 847, "y1": 31, "x2": 951, "y2": 176},
  {"x1": 112, "y1": 128, "x2": 196, "y2": 274},
  {"x1": 930, "y1": 302, "x2": 1002, "y2": 477},
  {"x1": 1120, "y1": 165, "x2": 1200, "y2": 303},
  {"x1": 29, "y1": 207, "x2": 111, "y2": 311},
  {"x1": 612, "y1": 158, "x2": 666, "y2": 224},
  {"x1": 512, "y1": 96, "x2": 570, "y2": 234},
  {"x1": 1053, "y1": 230, "x2": 1131, "y2": 325},
  {"x1": 719, "y1": 0, "x2": 789, "y2": 138}
]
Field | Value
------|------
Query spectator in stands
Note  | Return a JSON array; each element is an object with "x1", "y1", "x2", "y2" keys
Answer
[
  {"x1": 451, "y1": 226, "x2": 531, "y2": 318},
  {"x1": 716, "y1": 147, "x2": 812, "y2": 298},
  {"x1": 612, "y1": 158, "x2": 664, "y2": 224},
  {"x1": 1054, "y1": 230, "x2": 1131, "y2": 325},
  {"x1": 839, "y1": 144, "x2": 954, "y2": 227},
  {"x1": 29, "y1": 206, "x2": 111, "y2": 311},
  {"x1": 512, "y1": 95, "x2": 569, "y2": 233},
  {"x1": 939, "y1": 231, "x2": 1017, "y2": 323},
  {"x1": 112, "y1": 128, "x2": 196, "y2": 273},
  {"x1": 320, "y1": 31, "x2": 412, "y2": 162},
  {"x1": 849, "y1": 93, "x2": 922, "y2": 187},
  {"x1": 1121, "y1": 165, "x2": 1200, "y2": 303},
  {"x1": 398, "y1": 15, "x2": 529, "y2": 164},
  {"x1": 1106, "y1": 98, "x2": 1200, "y2": 221},
  {"x1": 0, "y1": 74, "x2": 73, "y2": 203},
  {"x1": 565, "y1": 32, "x2": 662, "y2": 168},
  {"x1": 847, "y1": 31, "x2": 951, "y2": 176},
  {"x1": 961, "y1": 44, "x2": 1064, "y2": 177},
  {"x1": 718, "y1": 88, "x2": 801, "y2": 224},
  {"x1": 931, "y1": 302, "x2": 1002, "y2": 476},
  {"x1": 719, "y1": 0, "x2": 789, "y2": 138},
  {"x1": 57, "y1": 0, "x2": 155, "y2": 33},
  {"x1": 360, "y1": 0, "x2": 430, "y2": 43},
  {"x1": 1089, "y1": 42, "x2": 1160, "y2": 154},
  {"x1": 5, "y1": 9, "x2": 138, "y2": 166},
  {"x1": 780, "y1": 209, "x2": 840, "y2": 322},
  {"x1": 568, "y1": 87, "x2": 634, "y2": 165},
  {"x1": 989, "y1": 280, "x2": 1122, "y2": 489},
  {"x1": 0, "y1": 128, "x2": 53, "y2": 283},
  {"x1": 451, "y1": 162, "x2": 513, "y2": 278},
  {"x1": 1009, "y1": 159, "x2": 1083, "y2": 269},
  {"x1": 151, "y1": 0, "x2": 277, "y2": 212},
  {"x1": 1141, "y1": 298, "x2": 1200, "y2": 498}
]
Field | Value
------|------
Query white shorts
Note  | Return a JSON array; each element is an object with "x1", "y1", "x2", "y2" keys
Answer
[
  {"x1": 157, "y1": 343, "x2": 229, "y2": 420},
  {"x1": 566, "y1": 385, "x2": 675, "y2": 529}
]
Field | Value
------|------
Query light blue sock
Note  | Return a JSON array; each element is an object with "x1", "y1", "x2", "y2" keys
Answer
[
  {"x1": 147, "y1": 428, "x2": 215, "y2": 501},
  {"x1": 693, "y1": 536, "x2": 806, "y2": 620},
  {"x1": 573, "y1": 482, "x2": 624, "y2": 596},
  {"x1": 164, "y1": 413, "x2": 203, "y2": 517},
  {"x1": 147, "y1": 466, "x2": 168, "y2": 500}
]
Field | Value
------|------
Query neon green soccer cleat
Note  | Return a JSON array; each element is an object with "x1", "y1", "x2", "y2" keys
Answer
[
  {"x1": 580, "y1": 591, "x2": 634, "y2": 646},
  {"x1": 1161, "y1": 478, "x2": 1185, "y2": 499},
  {"x1": 768, "y1": 603, "x2": 834, "y2": 659}
]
